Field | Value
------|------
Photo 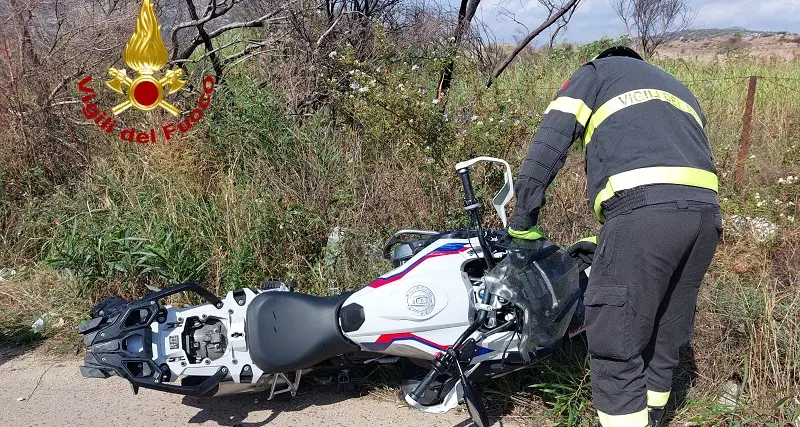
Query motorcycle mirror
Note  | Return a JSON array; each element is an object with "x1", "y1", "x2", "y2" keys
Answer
[
  {"x1": 454, "y1": 157, "x2": 514, "y2": 228},
  {"x1": 460, "y1": 373, "x2": 489, "y2": 427}
]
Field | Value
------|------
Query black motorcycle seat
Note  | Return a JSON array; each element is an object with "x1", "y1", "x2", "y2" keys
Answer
[{"x1": 246, "y1": 291, "x2": 359, "y2": 373}]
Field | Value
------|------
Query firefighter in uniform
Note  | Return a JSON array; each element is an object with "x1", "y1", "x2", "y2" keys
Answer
[{"x1": 508, "y1": 46, "x2": 722, "y2": 427}]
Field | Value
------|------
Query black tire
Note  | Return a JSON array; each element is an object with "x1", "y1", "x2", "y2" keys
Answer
[{"x1": 462, "y1": 378, "x2": 489, "y2": 427}]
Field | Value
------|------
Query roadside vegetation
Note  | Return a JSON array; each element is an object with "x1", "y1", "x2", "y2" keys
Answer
[{"x1": 0, "y1": 2, "x2": 798, "y2": 424}]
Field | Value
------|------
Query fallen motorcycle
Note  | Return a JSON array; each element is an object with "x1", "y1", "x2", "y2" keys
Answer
[{"x1": 78, "y1": 157, "x2": 592, "y2": 427}]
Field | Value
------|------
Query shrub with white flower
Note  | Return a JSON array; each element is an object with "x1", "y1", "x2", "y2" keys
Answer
[
  {"x1": 323, "y1": 33, "x2": 536, "y2": 164},
  {"x1": 728, "y1": 214, "x2": 778, "y2": 244}
]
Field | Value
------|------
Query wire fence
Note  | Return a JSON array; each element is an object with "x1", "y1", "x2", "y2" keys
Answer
[{"x1": 482, "y1": 70, "x2": 799, "y2": 192}]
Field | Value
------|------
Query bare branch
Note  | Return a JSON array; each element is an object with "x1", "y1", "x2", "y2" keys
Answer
[
  {"x1": 170, "y1": 0, "x2": 215, "y2": 58},
  {"x1": 611, "y1": 0, "x2": 695, "y2": 57},
  {"x1": 487, "y1": 0, "x2": 581, "y2": 87},
  {"x1": 208, "y1": 8, "x2": 287, "y2": 38},
  {"x1": 176, "y1": 6, "x2": 289, "y2": 61},
  {"x1": 538, "y1": 0, "x2": 582, "y2": 47},
  {"x1": 182, "y1": 0, "x2": 224, "y2": 80},
  {"x1": 435, "y1": 0, "x2": 481, "y2": 99},
  {"x1": 315, "y1": 10, "x2": 370, "y2": 47}
]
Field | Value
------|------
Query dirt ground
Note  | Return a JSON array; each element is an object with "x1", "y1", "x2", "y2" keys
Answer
[{"x1": 0, "y1": 350, "x2": 522, "y2": 427}]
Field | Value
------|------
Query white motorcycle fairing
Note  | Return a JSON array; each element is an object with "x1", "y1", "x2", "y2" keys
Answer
[{"x1": 342, "y1": 238, "x2": 518, "y2": 363}]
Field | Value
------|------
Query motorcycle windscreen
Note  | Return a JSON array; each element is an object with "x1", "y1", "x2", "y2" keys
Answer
[{"x1": 484, "y1": 244, "x2": 581, "y2": 361}]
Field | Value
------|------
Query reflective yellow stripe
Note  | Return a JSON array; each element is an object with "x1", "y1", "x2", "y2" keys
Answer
[
  {"x1": 594, "y1": 166, "x2": 718, "y2": 222},
  {"x1": 545, "y1": 96, "x2": 593, "y2": 127},
  {"x1": 647, "y1": 390, "x2": 670, "y2": 408},
  {"x1": 584, "y1": 89, "x2": 703, "y2": 145},
  {"x1": 597, "y1": 408, "x2": 649, "y2": 427},
  {"x1": 579, "y1": 235, "x2": 598, "y2": 245}
]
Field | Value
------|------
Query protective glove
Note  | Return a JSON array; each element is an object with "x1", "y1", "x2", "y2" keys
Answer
[
  {"x1": 506, "y1": 227, "x2": 558, "y2": 270},
  {"x1": 566, "y1": 236, "x2": 597, "y2": 270},
  {"x1": 508, "y1": 226, "x2": 545, "y2": 241}
]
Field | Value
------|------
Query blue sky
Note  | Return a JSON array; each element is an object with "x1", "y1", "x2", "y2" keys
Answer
[{"x1": 464, "y1": 0, "x2": 800, "y2": 43}]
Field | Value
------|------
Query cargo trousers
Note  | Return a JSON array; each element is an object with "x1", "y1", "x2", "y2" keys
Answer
[{"x1": 585, "y1": 200, "x2": 722, "y2": 426}]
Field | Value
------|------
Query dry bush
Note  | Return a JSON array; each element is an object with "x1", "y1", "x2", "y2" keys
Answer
[{"x1": 0, "y1": 0, "x2": 144, "y2": 261}]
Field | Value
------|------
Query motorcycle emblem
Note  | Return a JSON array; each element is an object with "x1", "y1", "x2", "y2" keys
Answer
[
  {"x1": 406, "y1": 285, "x2": 435, "y2": 317},
  {"x1": 105, "y1": 0, "x2": 186, "y2": 116}
]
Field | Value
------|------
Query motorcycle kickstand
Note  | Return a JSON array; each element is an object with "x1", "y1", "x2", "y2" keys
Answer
[{"x1": 267, "y1": 370, "x2": 303, "y2": 400}]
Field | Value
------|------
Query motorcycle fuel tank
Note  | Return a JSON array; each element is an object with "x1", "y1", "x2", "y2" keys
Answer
[{"x1": 340, "y1": 240, "x2": 477, "y2": 360}]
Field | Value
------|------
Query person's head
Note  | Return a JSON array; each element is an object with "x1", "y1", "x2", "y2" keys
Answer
[{"x1": 593, "y1": 46, "x2": 643, "y2": 61}]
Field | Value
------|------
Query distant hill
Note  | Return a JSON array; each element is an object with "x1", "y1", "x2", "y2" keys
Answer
[
  {"x1": 657, "y1": 28, "x2": 800, "y2": 62},
  {"x1": 666, "y1": 28, "x2": 792, "y2": 41}
]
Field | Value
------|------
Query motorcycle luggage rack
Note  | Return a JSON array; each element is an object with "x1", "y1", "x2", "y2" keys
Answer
[{"x1": 80, "y1": 282, "x2": 227, "y2": 396}]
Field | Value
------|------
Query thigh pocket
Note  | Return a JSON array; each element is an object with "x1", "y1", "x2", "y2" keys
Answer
[
  {"x1": 584, "y1": 285, "x2": 633, "y2": 360},
  {"x1": 596, "y1": 221, "x2": 622, "y2": 277}
]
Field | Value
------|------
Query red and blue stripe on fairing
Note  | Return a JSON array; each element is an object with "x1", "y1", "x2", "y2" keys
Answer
[
  {"x1": 368, "y1": 242, "x2": 471, "y2": 288},
  {"x1": 373, "y1": 332, "x2": 492, "y2": 356}
]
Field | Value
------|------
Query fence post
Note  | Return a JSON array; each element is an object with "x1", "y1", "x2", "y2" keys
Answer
[{"x1": 735, "y1": 76, "x2": 758, "y2": 190}]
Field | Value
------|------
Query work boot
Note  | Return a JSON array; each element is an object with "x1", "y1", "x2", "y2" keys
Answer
[
  {"x1": 593, "y1": 421, "x2": 654, "y2": 427},
  {"x1": 648, "y1": 406, "x2": 666, "y2": 426},
  {"x1": 594, "y1": 408, "x2": 658, "y2": 427}
]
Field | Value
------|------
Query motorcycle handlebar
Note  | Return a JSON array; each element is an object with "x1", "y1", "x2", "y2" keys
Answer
[
  {"x1": 408, "y1": 367, "x2": 439, "y2": 402},
  {"x1": 458, "y1": 168, "x2": 478, "y2": 209},
  {"x1": 457, "y1": 167, "x2": 495, "y2": 273}
]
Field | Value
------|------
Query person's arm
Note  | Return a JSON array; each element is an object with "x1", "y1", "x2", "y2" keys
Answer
[{"x1": 509, "y1": 64, "x2": 599, "y2": 237}]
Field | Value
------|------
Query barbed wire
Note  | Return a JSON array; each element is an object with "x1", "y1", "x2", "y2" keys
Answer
[
  {"x1": 758, "y1": 79, "x2": 800, "y2": 95},
  {"x1": 490, "y1": 75, "x2": 800, "y2": 97},
  {"x1": 679, "y1": 76, "x2": 750, "y2": 83}
]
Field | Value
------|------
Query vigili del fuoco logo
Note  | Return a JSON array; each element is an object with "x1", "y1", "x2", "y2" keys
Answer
[{"x1": 77, "y1": 0, "x2": 214, "y2": 143}]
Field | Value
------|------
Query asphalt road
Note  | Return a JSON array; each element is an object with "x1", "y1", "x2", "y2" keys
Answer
[{"x1": 0, "y1": 351, "x2": 518, "y2": 427}]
